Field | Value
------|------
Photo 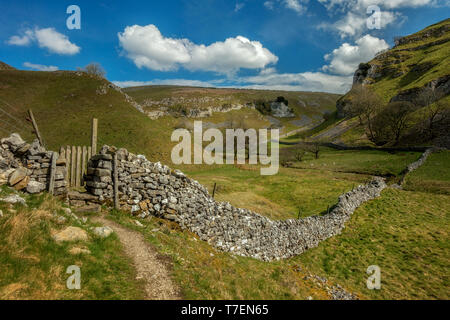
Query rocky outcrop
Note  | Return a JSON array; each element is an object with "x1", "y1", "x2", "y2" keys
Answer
[
  {"x1": 270, "y1": 101, "x2": 295, "y2": 118},
  {"x1": 390, "y1": 74, "x2": 450, "y2": 104},
  {"x1": 146, "y1": 103, "x2": 256, "y2": 120},
  {"x1": 0, "y1": 134, "x2": 68, "y2": 195},
  {"x1": 84, "y1": 145, "x2": 388, "y2": 261}
]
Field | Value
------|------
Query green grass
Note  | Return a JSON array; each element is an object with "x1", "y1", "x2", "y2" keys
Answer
[
  {"x1": 286, "y1": 148, "x2": 422, "y2": 177},
  {"x1": 298, "y1": 188, "x2": 450, "y2": 300},
  {"x1": 403, "y1": 150, "x2": 450, "y2": 194},
  {"x1": 106, "y1": 209, "x2": 336, "y2": 300},
  {"x1": 0, "y1": 186, "x2": 144, "y2": 300}
]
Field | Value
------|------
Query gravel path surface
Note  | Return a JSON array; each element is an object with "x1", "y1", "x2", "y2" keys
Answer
[{"x1": 93, "y1": 216, "x2": 181, "y2": 300}]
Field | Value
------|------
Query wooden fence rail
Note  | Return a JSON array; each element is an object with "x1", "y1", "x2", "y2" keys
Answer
[{"x1": 59, "y1": 145, "x2": 93, "y2": 187}]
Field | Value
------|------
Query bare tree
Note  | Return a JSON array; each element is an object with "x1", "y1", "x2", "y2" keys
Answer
[
  {"x1": 415, "y1": 90, "x2": 448, "y2": 138},
  {"x1": 347, "y1": 85, "x2": 383, "y2": 140},
  {"x1": 78, "y1": 62, "x2": 106, "y2": 78},
  {"x1": 381, "y1": 101, "x2": 414, "y2": 145}
]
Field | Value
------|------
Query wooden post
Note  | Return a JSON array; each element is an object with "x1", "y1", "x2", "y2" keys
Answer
[
  {"x1": 48, "y1": 152, "x2": 57, "y2": 195},
  {"x1": 91, "y1": 118, "x2": 98, "y2": 156},
  {"x1": 88, "y1": 146, "x2": 92, "y2": 159},
  {"x1": 212, "y1": 182, "x2": 217, "y2": 198},
  {"x1": 82, "y1": 146, "x2": 87, "y2": 185},
  {"x1": 66, "y1": 146, "x2": 71, "y2": 185},
  {"x1": 28, "y1": 109, "x2": 44, "y2": 148},
  {"x1": 113, "y1": 153, "x2": 119, "y2": 210},
  {"x1": 76, "y1": 146, "x2": 82, "y2": 187},
  {"x1": 71, "y1": 146, "x2": 76, "y2": 187}
]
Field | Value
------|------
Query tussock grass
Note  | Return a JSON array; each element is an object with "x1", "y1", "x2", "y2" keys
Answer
[{"x1": 0, "y1": 187, "x2": 144, "y2": 300}]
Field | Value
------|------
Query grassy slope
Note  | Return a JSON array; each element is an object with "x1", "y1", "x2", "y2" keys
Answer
[
  {"x1": 0, "y1": 186, "x2": 144, "y2": 299},
  {"x1": 403, "y1": 150, "x2": 450, "y2": 194},
  {"x1": 321, "y1": 18, "x2": 450, "y2": 144},
  {"x1": 0, "y1": 70, "x2": 179, "y2": 163},
  {"x1": 108, "y1": 149, "x2": 449, "y2": 299}
]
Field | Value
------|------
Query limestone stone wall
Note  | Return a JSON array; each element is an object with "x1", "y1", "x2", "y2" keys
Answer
[
  {"x1": 85, "y1": 145, "x2": 388, "y2": 261},
  {"x1": 0, "y1": 134, "x2": 67, "y2": 195}
]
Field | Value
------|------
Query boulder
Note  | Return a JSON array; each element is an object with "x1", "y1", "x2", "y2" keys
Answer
[
  {"x1": 13, "y1": 176, "x2": 30, "y2": 191},
  {"x1": 93, "y1": 226, "x2": 114, "y2": 238},
  {"x1": 2, "y1": 133, "x2": 25, "y2": 151},
  {"x1": 52, "y1": 226, "x2": 88, "y2": 242},
  {"x1": 0, "y1": 194, "x2": 26, "y2": 206},
  {"x1": 8, "y1": 167, "x2": 28, "y2": 186},
  {"x1": 26, "y1": 181, "x2": 46, "y2": 194}
]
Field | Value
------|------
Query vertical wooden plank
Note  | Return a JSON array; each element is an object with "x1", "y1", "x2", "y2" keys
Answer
[
  {"x1": 82, "y1": 146, "x2": 87, "y2": 186},
  {"x1": 113, "y1": 153, "x2": 119, "y2": 210},
  {"x1": 91, "y1": 118, "x2": 98, "y2": 156},
  {"x1": 28, "y1": 109, "x2": 44, "y2": 148},
  {"x1": 59, "y1": 146, "x2": 65, "y2": 159},
  {"x1": 48, "y1": 152, "x2": 57, "y2": 195},
  {"x1": 212, "y1": 182, "x2": 217, "y2": 198},
  {"x1": 76, "y1": 146, "x2": 82, "y2": 187},
  {"x1": 88, "y1": 146, "x2": 92, "y2": 160},
  {"x1": 66, "y1": 146, "x2": 71, "y2": 185},
  {"x1": 71, "y1": 146, "x2": 76, "y2": 187}
]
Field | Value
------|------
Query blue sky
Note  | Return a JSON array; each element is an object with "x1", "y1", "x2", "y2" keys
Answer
[{"x1": 1, "y1": 0, "x2": 449, "y2": 93}]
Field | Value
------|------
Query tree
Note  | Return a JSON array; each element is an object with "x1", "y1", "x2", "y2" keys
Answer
[
  {"x1": 415, "y1": 90, "x2": 448, "y2": 139},
  {"x1": 295, "y1": 149, "x2": 306, "y2": 162},
  {"x1": 346, "y1": 85, "x2": 383, "y2": 141},
  {"x1": 379, "y1": 101, "x2": 414, "y2": 145},
  {"x1": 78, "y1": 62, "x2": 106, "y2": 78}
]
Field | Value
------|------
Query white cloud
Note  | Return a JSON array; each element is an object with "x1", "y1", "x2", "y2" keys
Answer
[
  {"x1": 322, "y1": 35, "x2": 389, "y2": 75},
  {"x1": 118, "y1": 24, "x2": 278, "y2": 74},
  {"x1": 7, "y1": 27, "x2": 80, "y2": 55},
  {"x1": 317, "y1": 0, "x2": 437, "y2": 38},
  {"x1": 34, "y1": 28, "x2": 80, "y2": 55},
  {"x1": 264, "y1": 1, "x2": 275, "y2": 9},
  {"x1": 235, "y1": 2, "x2": 245, "y2": 12},
  {"x1": 284, "y1": 0, "x2": 308, "y2": 14},
  {"x1": 23, "y1": 62, "x2": 59, "y2": 71},
  {"x1": 113, "y1": 79, "x2": 216, "y2": 88},
  {"x1": 238, "y1": 71, "x2": 352, "y2": 93},
  {"x1": 263, "y1": 0, "x2": 309, "y2": 14}
]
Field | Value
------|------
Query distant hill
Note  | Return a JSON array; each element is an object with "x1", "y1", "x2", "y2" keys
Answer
[
  {"x1": 0, "y1": 61, "x2": 16, "y2": 70},
  {"x1": 0, "y1": 69, "x2": 176, "y2": 162},
  {"x1": 337, "y1": 18, "x2": 449, "y2": 117},
  {"x1": 124, "y1": 85, "x2": 339, "y2": 120}
]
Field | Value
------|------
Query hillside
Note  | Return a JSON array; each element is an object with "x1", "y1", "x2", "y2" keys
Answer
[
  {"x1": 302, "y1": 18, "x2": 450, "y2": 147},
  {"x1": 0, "y1": 69, "x2": 179, "y2": 162},
  {"x1": 0, "y1": 62, "x2": 15, "y2": 71},
  {"x1": 0, "y1": 67, "x2": 340, "y2": 163},
  {"x1": 338, "y1": 18, "x2": 449, "y2": 113}
]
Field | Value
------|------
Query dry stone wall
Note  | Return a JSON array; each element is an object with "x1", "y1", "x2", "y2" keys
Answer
[
  {"x1": 0, "y1": 134, "x2": 68, "y2": 195},
  {"x1": 85, "y1": 145, "x2": 388, "y2": 261}
]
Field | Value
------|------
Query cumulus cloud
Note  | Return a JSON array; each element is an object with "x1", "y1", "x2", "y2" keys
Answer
[
  {"x1": 317, "y1": 0, "x2": 436, "y2": 38},
  {"x1": 118, "y1": 24, "x2": 278, "y2": 74},
  {"x1": 7, "y1": 27, "x2": 80, "y2": 55},
  {"x1": 23, "y1": 62, "x2": 59, "y2": 71},
  {"x1": 322, "y1": 35, "x2": 389, "y2": 75}
]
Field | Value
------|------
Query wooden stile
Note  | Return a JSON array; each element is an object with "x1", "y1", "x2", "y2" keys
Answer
[{"x1": 71, "y1": 146, "x2": 76, "y2": 187}]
